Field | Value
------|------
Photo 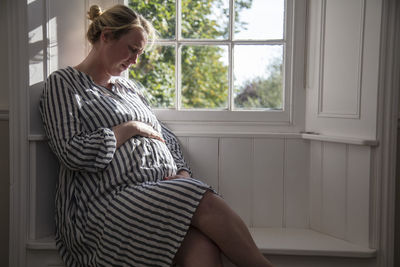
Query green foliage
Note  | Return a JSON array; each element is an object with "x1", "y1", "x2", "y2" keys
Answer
[
  {"x1": 129, "y1": 46, "x2": 176, "y2": 108},
  {"x1": 129, "y1": 0, "x2": 236, "y2": 108},
  {"x1": 128, "y1": 1, "x2": 176, "y2": 108},
  {"x1": 181, "y1": 45, "x2": 228, "y2": 108},
  {"x1": 128, "y1": 0, "x2": 282, "y2": 110},
  {"x1": 129, "y1": 0, "x2": 176, "y2": 38},
  {"x1": 181, "y1": 0, "x2": 226, "y2": 39},
  {"x1": 235, "y1": 59, "x2": 283, "y2": 109}
]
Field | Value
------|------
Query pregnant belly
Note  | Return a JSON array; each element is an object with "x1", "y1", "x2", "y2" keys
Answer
[
  {"x1": 104, "y1": 137, "x2": 177, "y2": 186},
  {"x1": 139, "y1": 137, "x2": 177, "y2": 176}
]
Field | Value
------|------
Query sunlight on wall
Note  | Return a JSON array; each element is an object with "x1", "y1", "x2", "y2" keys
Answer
[
  {"x1": 29, "y1": 25, "x2": 44, "y2": 86},
  {"x1": 47, "y1": 17, "x2": 58, "y2": 75}
]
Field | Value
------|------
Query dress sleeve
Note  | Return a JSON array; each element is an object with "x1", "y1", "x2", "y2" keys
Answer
[
  {"x1": 160, "y1": 123, "x2": 192, "y2": 176},
  {"x1": 39, "y1": 72, "x2": 117, "y2": 172}
]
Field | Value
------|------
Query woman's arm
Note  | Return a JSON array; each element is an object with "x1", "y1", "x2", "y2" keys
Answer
[
  {"x1": 40, "y1": 73, "x2": 118, "y2": 172},
  {"x1": 40, "y1": 71, "x2": 116, "y2": 172},
  {"x1": 164, "y1": 169, "x2": 191, "y2": 180},
  {"x1": 42, "y1": 72, "x2": 169, "y2": 174},
  {"x1": 41, "y1": 73, "x2": 165, "y2": 172}
]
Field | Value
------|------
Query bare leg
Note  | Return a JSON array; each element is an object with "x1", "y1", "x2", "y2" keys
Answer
[
  {"x1": 174, "y1": 226, "x2": 222, "y2": 267},
  {"x1": 191, "y1": 191, "x2": 273, "y2": 267}
]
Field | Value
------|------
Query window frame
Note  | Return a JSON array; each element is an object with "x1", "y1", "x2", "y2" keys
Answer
[{"x1": 132, "y1": 0, "x2": 306, "y2": 131}]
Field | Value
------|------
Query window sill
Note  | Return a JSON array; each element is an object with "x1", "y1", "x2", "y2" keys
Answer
[
  {"x1": 249, "y1": 228, "x2": 376, "y2": 258},
  {"x1": 301, "y1": 133, "x2": 379, "y2": 146},
  {"x1": 28, "y1": 132, "x2": 378, "y2": 146},
  {"x1": 26, "y1": 228, "x2": 376, "y2": 258}
]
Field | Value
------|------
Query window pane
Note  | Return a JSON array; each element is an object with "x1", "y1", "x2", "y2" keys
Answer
[
  {"x1": 129, "y1": 0, "x2": 175, "y2": 39},
  {"x1": 234, "y1": 45, "x2": 283, "y2": 109},
  {"x1": 129, "y1": 46, "x2": 176, "y2": 108},
  {"x1": 234, "y1": 0, "x2": 284, "y2": 40},
  {"x1": 181, "y1": 0, "x2": 229, "y2": 39},
  {"x1": 181, "y1": 45, "x2": 228, "y2": 109}
]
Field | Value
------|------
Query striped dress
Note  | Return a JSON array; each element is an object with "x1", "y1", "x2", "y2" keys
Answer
[{"x1": 39, "y1": 66, "x2": 213, "y2": 267}]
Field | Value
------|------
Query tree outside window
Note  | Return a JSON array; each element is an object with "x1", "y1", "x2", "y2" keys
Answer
[{"x1": 129, "y1": 0, "x2": 284, "y2": 111}]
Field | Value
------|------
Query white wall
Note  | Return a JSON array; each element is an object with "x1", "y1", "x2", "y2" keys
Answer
[
  {"x1": 304, "y1": 0, "x2": 383, "y2": 248},
  {"x1": 0, "y1": 5, "x2": 9, "y2": 112},
  {"x1": 395, "y1": 69, "x2": 400, "y2": 264},
  {"x1": 0, "y1": 0, "x2": 10, "y2": 266},
  {"x1": 0, "y1": 121, "x2": 9, "y2": 267},
  {"x1": 309, "y1": 141, "x2": 371, "y2": 246},
  {"x1": 28, "y1": 0, "x2": 87, "y2": 88},
  {"x1": 0, "y1": 0, "x2": 10, "y2": 110},
  {"x1": 396, "y1": 127, "x2": 400, "y2": 266}
]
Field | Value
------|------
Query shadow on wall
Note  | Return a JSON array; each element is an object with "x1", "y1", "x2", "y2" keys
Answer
[
  {"x1": 0, "y1": 120, "x2": 9, "y2": 267},
  {"x1": 28, "y1": 0, "x2": 88, "y2": 88},
  {"x1": 27, "y1": 0, "x2": 89, "y2": 245},
  {"x1": 395, "y1": 128, "x2": 400, "y2": 266},
  {"x1": 0, "y1": 0, "x2": 10, "y2": 266}
]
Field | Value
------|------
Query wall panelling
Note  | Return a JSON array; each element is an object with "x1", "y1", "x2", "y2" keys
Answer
[{"x1": 309, "y1": 140, "x2": 371, "y2": 247}]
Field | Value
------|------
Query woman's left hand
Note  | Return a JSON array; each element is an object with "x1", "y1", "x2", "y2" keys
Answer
[{"x1": 164, "y1": 170, "x2": 191, "y2": 180}]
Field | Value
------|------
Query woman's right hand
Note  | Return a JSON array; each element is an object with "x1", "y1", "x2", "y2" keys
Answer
[
  {"x1": 130, "y1": 121, "x2": 165, "y2": 143},
  {"x1": 112, "y1": 121, "x2": 164, "y2": 148}
]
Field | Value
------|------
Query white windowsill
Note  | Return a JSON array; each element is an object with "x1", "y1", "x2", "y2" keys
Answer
[
  {"x1": 249, "y1": 228, "x2": 376, "y2": 258},
  {"x1": 28, "y1": 132, "x2": 378, "y2": 146},
  {"x1": 26, "y1": 228, "x2": 376, "y2": 258},
  {"x1": 301, "y1": 133, "x2": 379, "y2": 146}
]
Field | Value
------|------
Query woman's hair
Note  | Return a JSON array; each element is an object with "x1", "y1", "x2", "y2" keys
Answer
[{"x1": 86, "y1": 4, "x2": 156, "y2": 47}]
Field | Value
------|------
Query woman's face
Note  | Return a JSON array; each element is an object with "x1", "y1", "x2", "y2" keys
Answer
[{"x1": 102, "y1": 27, "x2": 147, "y2": 76}]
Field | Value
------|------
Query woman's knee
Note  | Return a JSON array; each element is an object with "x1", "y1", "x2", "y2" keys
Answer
[
  {"x1": 195, "y1": 191, "x2": 220, "y2": 214},
  {"x1": 192, "y1": 191, "x2": 228, "y2": 228},
  {"x1": 174, "y1": 227, "x2": 221, "y2": 267}
]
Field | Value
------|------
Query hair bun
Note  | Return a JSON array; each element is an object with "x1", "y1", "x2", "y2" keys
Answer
[{"x1": 87, "y1": 5, "x2": 103, "y2": 21}]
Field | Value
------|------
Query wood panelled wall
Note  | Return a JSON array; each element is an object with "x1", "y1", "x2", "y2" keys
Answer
[
  {"x1": 395, "y1": 124, "x2": 400, "y2": 266},
  {"x1": 0, "y1": 0, "x2": 10, "y2": 265},
  {"x1": 309, "y1": 141, "x2": 371, "y2": 247},
  {"x1": 179, "y1": 136, "x2": 309, "y2": 228},
  {"x1": 30, "y1": 135, "x2": 311, "y2": 239},
  {"x1": 0, "y1": 121, "x2": 9, "y2": 267},
  {"x1": 30, "y1": 132, "x2": 373, "y2": 252}
]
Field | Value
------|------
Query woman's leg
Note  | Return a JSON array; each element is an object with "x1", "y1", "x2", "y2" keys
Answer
[
  {"x1": 174, "y1": 226, "x2": 222, "y2": 267},
  {"x1": 191, "y1": 191, "x2": 273, "y2": 267}
]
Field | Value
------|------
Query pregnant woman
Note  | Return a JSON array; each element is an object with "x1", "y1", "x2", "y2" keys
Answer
[{"x1": 40, "y1": 4, "x2": 273, "y2": 267}]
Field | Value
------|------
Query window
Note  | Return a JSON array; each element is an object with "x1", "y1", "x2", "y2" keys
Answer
[{"x1": 128, "y1": 0, "x2": 305, "y2": 129}]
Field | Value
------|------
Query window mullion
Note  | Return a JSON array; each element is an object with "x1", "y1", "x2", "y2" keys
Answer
[
  {"x1": 176, "y1": 0, "x2": 182, "y2": 40},
  {"x1": 176, "y1": 44, "x2": 182, "y2": 110},
  {"x1": 176, "y1": 0, "x2": 182, "y2": 110},
  {"x1": 229, "y1": 0, "x2": 234, "y2": 40},
  {"x1": 233, "y1": 40, "x2": 286, "y2": 45},
  {"x1": 229, "y1": 42, "x2": 233, "y2": 111},
  {"x1": 228, "y1": 0, "x2": 234, "y2": 111}
]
